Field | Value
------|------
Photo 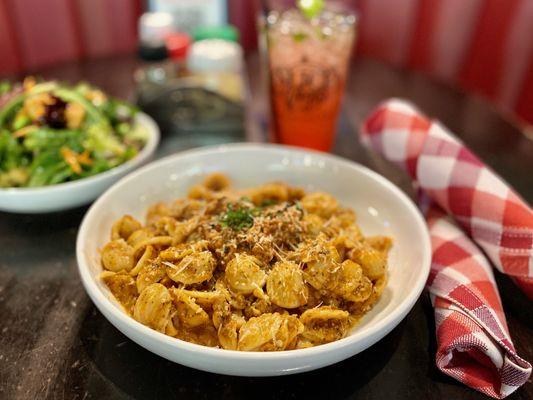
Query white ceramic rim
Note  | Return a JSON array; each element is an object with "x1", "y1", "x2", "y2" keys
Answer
[
  {"x1": 0, "y1": 112, "x2": 160, "y2": 195},
  {"x1": 77, "y1": 143, "x2": 431, "y2": 362}
]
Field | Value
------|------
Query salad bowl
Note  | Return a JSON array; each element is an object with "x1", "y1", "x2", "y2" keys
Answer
[
  {"x1": 0, "y1": 112, "x2": 159, "y2": 213},
  {"x1": 0, "y1": 79, "x2": 160, "y2": 213}
]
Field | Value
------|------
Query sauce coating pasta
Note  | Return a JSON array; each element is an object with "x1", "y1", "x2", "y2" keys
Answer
[{"x1": 100, "y1": 173, "x2": 392, "y2": 351}]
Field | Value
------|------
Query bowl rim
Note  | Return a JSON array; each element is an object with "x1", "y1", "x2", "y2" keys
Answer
[
  {"x1": 0, "y1": 112, "x2": 159, "y2": 195},
  {"x1": 77, "y1": 143, "x2": 431, "y2": 361}
]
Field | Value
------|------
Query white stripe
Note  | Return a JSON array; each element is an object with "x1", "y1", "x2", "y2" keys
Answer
[
  {"x1": 501, "y1": 383, "x2": 517, "y2": 397},
  {"x1": 385, "y1": 99, "x2": 419, "y2": 115},
  {"x1": 435, "y1": 266, "x2": 472, "y2": 287},
  {"x1": 418, "y1": 155, "x2": 455, "y2": 189},
  {"x1": 431, "y1": 0, "x2": 484, "y2": 81},
  {"x1": 382, "y1": 128, "x2": 410, "y2": 161},
  {"x1": 431, "y1": 218, "x2": 463, "y2": 241}
]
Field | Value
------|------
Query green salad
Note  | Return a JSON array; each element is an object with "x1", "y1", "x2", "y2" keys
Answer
[{"x1": 0, "y1": 78, "x2": 148, "y2": 188}]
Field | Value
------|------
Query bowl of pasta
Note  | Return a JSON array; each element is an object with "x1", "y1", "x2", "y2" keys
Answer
[{"x1": 77, "y1": 143, "x2": 431, "y2": 376}]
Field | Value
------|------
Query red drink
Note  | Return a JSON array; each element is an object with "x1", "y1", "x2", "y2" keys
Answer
[{"x1": 265, "y1": 8, "x2": 356, "y2": 151}]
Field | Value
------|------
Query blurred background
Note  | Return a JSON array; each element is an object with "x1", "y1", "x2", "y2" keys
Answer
[{"x1": 0, "y1": 0, "x2": 531, "y2": 125}]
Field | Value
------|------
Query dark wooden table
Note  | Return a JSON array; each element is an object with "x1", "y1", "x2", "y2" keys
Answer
[{"x1": 0, "y1": 54, "x2": 531, "y2": 400}]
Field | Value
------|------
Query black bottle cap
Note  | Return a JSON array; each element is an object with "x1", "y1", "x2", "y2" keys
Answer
[{"x1": 138, "y1": 44, "x2": 168, "y2": 61}]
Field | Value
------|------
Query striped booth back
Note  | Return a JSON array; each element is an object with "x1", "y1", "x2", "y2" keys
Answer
[{"x1": 1, "y1": 0, "x2": 532, "y2": 124}]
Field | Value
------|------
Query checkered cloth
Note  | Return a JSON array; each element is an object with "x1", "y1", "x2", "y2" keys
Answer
[{"x1": 360, "y1": 99, "x2": 532, "y2": 398}]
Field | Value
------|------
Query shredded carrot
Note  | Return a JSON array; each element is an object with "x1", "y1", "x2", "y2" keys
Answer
[
  {"x1": 12, "y1": 125, "x2": 37, "y2": 138},
  {"x1": 77, "y1": 150, "x2": 93, "y2": 166},
  {"x1": 60, "y1": 147, "x2": 82, "y2": 174}
]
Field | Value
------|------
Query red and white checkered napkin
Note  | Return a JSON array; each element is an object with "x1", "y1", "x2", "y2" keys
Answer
[{"x1": 360, "y1": 99, "x2": 532, "y2": 398}]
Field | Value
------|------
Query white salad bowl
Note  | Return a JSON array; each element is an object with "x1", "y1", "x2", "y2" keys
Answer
[
  {"x1": 0, "y1": 112, "x2": 159, "y2": 213},
  {"x1": 76, "y1": 143, "x2": 431, "y2": 377}
]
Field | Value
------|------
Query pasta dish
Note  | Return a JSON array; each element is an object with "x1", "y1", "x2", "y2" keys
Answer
[{"x1": 100, "y1": 173, "x2": 392, "y2": 351}]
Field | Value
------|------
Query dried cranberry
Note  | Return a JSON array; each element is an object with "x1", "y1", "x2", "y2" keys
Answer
[{"x1": 40, "y1": 96, "x2": 67, "y2": 129}]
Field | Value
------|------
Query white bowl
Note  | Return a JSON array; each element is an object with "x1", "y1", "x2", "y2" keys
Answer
[
  {"x1": 77, "y1": 143, "x2": 431, "y2": 377},
  {"x1": 0, "y1": 113, "x2": 159, "y2": 213}
]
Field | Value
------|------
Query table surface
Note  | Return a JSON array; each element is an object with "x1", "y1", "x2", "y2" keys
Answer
[{"x1": 0, "y1": 54, "x2": 532, "y2": 400}]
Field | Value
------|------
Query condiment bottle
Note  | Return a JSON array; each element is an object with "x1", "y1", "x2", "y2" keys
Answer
[
  {"x1": 135, "y1": 12, "x2": 177, "y2": 110},
  {"x1": 165, "y1": 33, "x2": 192, "y2": 77},
  {"x1": 192, "y1": 25, "x2": 239, "y2": 43},
  {"x1": 186, "y1": 39, "x2": 245, "y2": 102}
]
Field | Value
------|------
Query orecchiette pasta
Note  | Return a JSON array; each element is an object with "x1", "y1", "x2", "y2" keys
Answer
[
  {"x1": 218, "y1": 315, "x2": 242, "y2": 350},
  {"x1": 225, "y1": 254, "x2": 266, "y2": 295},
  {"x1": 172, "y1": 290, "x2": 210, "y2": 329},
  {"x1": 348, "y1": 244, "x2": 387, "y2": 280},
  {"x1": 237, "y1": 313, "x2": 303, "y2": 351},
  {"x1": 101, "y1": 271, "x2": 137, "y2": 314},
  {"x1": 165, "y1": 250, "x2": 216, "y2": 284},
  {"x1": 100, "y1": 173, "x2": 392, "y2": 351},
  {"x1": 301, "y1": 192, "x2": 338, "y2": 219},
  {"x1": 300, "y1": 306, "x2": 350, "y2": 344},
  {"x1": 101, "y1": 239, "x2": 134, "y2": 272},
  {"x1": 111, "y1": 215, "x2": 142, "y2": 241},
  {"x1": 248, "y1": 182, "x2": 289, "y2": 205},
  {"x1": 330, "y1": 260, "x2": 373, "y2": 302},
  {"x1": 127, "y1": 228, "x2": 155, "y2": 247},
  {"x1": 203, "y1": 172, "x2": 231, "y2": 192},
  {"x1": 266, "y1": 261, "x2": 308, "y2": 308},
  {"x1": 133, "y1": 283, "x2": 173, "y2": 333},
  {"x1": 129, "y1": 245, "x2": 155, "y2": 276},
  {"x1": 135, "y1": 259, "x2": 166, "y2": 293}
]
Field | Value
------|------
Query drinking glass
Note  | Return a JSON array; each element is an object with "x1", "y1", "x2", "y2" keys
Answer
[{"x1": 262, "y1": 2, "x2": 356, "y2": 151}]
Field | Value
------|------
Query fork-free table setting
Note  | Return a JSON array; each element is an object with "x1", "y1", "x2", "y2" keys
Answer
[{"x1": 0, "y1": 54, "x2": 531, "y2": 400}]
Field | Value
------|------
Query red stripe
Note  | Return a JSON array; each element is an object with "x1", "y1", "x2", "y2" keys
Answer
[
  {"x1": 107, "y1": 0, "x2": 137, "y2": 54},
  {"x1": 355, "y1": 0, "x2": 367, "y2": 55},
  {"x1": 459, "y1": 0, "x2": 523, "y2": 100},
  {"x1": 66, "y1": 0, "x2": 85, "y2": 59},
  {"x1": 76, "y1": 0, "x2": 112, "y2": 58},
  {"x1": 514, "y1": 53, "x2": 533, "y2": 124},
  {"x1": 8, "y1": 0, "x2": 80, "y2": 70},
  {"x1": 356, "y1": 0, "x2": 419, "y2": 65},
  {"x1": 408, "y1": 0, "x2": 440, "y2": 73},
  {"x1": 132, "y1": 0, "x2": 144, "y2": 39},
  {"x1": 0, "y1": 0, "x2": 23, "y2": 74},
  {"x1": 228, "y1": 0, "x2": 258, "y2": 51}
]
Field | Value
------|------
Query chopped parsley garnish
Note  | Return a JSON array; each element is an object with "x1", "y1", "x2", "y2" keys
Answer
[{"x1": 220, "y1": 204, "x2": 255, "y2": 231}]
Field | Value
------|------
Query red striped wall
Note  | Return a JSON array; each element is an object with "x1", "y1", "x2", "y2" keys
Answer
[
  {"x1": 358, "y1": 0, "x2": 419, "y2": 66},
  {"x1": 7, "y1": 0, "x2": 81, "y2": 71},
  {"x1": 0, "y1": 0, "x2": 22, "y2": 75},
  {"x1": 0, "y1": 0, "x2": 531, "y2": 124},
  {"x1": 515, "y1": 54, "x2": 533, "y2": 124},
  {"x1": 359, "y1": 0, "x2": 533, "y2": 124},
  {"x1": 458, "y1": 0, "x2": 522, "y2": 100},
  {"x1": 0, "y1": 0, "x2": 141, "y2": 75},
  {"x1": 228, "y1": 0, "x2": 258, "y2": 52}
]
